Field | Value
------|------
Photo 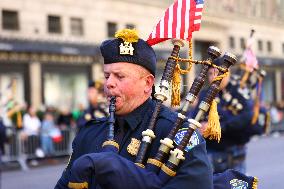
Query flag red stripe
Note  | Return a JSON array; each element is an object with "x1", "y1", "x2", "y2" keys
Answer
[
  {"x1": 172, "y1": 0, "x2": 178, "y2": 38},
  {"x1": 194, "y1": 15, "x2": 202, "y2": 20},
  {"x1": 164, "y1": 6, "x2": 169, "y2": 38},
  {"x1": 156, "y1": 21, "x2": 161, "y2": 39},
  {"x1": 188, "y1": 0, "x2": 195, "y2": 34},
  {"x1": 180, "y1": 0, "x2": 186, "y2": 39}
]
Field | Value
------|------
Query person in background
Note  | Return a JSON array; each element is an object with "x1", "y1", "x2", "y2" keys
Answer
[
  {"x1": 57, "y1": 107, "x2": 74, "y2": 130},
  {"x1": 76, "y1": 80, "x2": 108, "y2": 129},
  {"x1": 21, "y1": 106, "x2": 41, "y2": 165},
  {"x1": 40, "y1": 112, "x2": 56, "y2": 157},
  {"x1": 0, "y1": 118, "x2": 6, "y2": 157}
]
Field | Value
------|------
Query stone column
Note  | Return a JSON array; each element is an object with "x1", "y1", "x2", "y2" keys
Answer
[
  {"x1": 29, "y1": 62, "x2": 42, "y2": 109},
  {"x1": 275, "y1": 70, "x2": 282, "y2": 102}
]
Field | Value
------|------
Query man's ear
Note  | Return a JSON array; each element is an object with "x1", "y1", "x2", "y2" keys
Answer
[{"x1": 144, "y1": 75, "x2": 155, "y2": 93}]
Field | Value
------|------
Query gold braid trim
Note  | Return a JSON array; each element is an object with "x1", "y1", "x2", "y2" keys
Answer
[
  {"x1": 252, "y1": 177, "x2": 258, "y2": 189},
  {"x1": 147, "y1": 158, "x2": 163, "y2": 168},
  {"x1": 161, "y1": 164, "x2": 176, "y2": 177},
  {"x1": 135, "y1": 163, "x2": 145, "y2": 168},
  {"x1": 102, "y1": 140, "x2": 120, "y2": 150},
  {"x1": 68, "y1": 181, "x2": 88, "y2": 189}
]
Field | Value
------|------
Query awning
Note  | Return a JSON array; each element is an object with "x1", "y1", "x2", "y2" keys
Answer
[{"x1": 0, "y1": 38, "x2": 100, "y2": 56}]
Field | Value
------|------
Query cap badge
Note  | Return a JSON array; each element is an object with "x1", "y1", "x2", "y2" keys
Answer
[{"x1": 119, "y1": 42, "x2": 134, "y2": 55}]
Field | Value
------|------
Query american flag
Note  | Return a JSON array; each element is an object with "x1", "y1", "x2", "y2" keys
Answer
[{"x1": 147, "y1": 0, "x2": 205, "y2": 46}]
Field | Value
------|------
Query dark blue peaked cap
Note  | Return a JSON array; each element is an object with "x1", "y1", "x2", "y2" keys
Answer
[{"x1": 100, "y1": 30, "x2": 157, "y2": 76}]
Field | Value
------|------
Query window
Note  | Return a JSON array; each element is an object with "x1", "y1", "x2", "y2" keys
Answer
[
  {"x1": 107, "y1": 22, "x2": 117, "y2": 37},
  {"x1": 126, "y1": 24, "x2": 135, "y2": 29},
  {"x1": 48, "y1": 15, "x2": 62, "y2": 34},
  {"x1": 70, "y1": 18, "x2": 84, "y2": 36},
  {"x1": 267, "y1": 41, "x2": 272, "y2": 52},
  {"x1": 2, "y1": 10, "x2": 19, "y2": 30},
  {"x1": 240, "y1": 37, "x2": 246, "y2": 50},
  {"x1": 229, "y1": 36, "x2": 235, "y2": 49},
  {"x1": 258, "y1": 40, "x2": 263, "y2": 51}
]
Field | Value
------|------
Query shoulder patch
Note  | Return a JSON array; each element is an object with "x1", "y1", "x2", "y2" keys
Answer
[
  {"x1": 174, "y1": 128, "x2": 200, "y2": 152},
  {"x1": 230, "y1": 179, "x2": 248, "y2": 189}
]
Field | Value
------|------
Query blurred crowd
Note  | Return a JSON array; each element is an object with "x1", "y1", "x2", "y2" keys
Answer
[{"x1": 0, "y1": 80, "x2": 108, "y2": 166}]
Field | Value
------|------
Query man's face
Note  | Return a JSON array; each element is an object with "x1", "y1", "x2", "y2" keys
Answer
[
  {"x1": 104, "y1": 62, "x2": 154, "y2": 115},
  {"x1": 207, "y1": 68, "x2": 230, "y2": 90}
]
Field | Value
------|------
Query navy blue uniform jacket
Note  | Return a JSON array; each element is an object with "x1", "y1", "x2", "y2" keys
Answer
[{"x1": 55, "y1": 98, "x2": 213, "y2": 189}]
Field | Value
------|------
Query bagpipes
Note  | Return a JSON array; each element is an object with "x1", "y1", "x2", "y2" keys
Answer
[{"x1": 66, "y1": 42, "x2": 259, "y2": 189}]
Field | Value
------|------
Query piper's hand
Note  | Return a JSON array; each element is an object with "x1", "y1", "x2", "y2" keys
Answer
[{"x1": 199, "y1": 121, "x2": 208, "y2": 134}]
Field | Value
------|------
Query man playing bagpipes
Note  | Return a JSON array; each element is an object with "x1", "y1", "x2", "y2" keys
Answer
[
  {"x1": 55, "y1": 27, "x2": 214, "y2": 189},
  {"x1": 55, "y1": 29, "x2": 257, "y2": 189}
]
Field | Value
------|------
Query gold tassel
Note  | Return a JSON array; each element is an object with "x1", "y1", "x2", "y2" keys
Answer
[
  {"x1": 203, "y1": 99, "x2": 221, "y2": 142},
  {"x1": 68, "y1": 181, "x2": 88, "y2": 189},
  {"x1": 171, "y1": 64, "x2": 182, "y2": 107},
  {"x1": 202, "y1": 71, "x2": 229, "y2": 142},
  {"x1": 171, "y1": 40, "x2": 193, "y2": 107},
  {"x1": 252, "y1": 177, "x2": 258, "y2": 189}
]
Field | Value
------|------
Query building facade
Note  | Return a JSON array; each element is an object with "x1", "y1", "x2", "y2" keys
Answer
[{"x1": 0, "y1": 0, "x2": 283, "y2": 111}]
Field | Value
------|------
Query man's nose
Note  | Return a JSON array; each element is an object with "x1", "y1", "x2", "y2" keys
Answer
[{"x1": 106, "y1": 75, "x2": 116, "y2": 89}]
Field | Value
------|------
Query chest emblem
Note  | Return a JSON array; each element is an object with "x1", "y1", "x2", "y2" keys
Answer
[
  {"x1": 127, "y1": 138, "x2": 141, "y2": 156},
  {"x1": 174, "y1": 128, "x2": 199, "y2": 152}
]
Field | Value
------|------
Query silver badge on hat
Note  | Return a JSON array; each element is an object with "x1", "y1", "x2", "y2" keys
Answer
[{"x1": 119, "y1": 42, "x2": 134, "y2": 55}]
